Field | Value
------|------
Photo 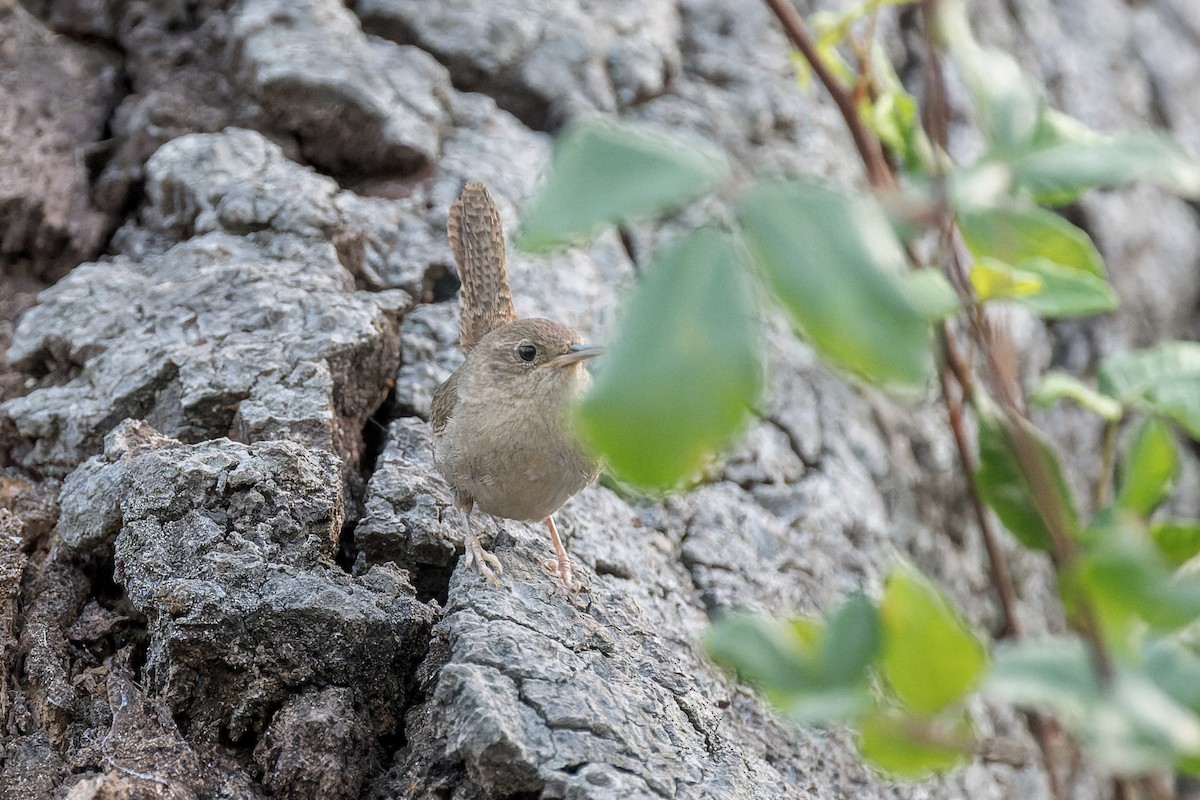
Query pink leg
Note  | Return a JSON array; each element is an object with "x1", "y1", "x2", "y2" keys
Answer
[{"x1": 542, "y1": 515, "x2": 578, "y2": 591}]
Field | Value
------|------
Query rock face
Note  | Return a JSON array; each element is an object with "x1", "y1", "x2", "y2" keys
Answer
[{"x1": 0, "y1": 1, "x2": 1197, "y2": 799}]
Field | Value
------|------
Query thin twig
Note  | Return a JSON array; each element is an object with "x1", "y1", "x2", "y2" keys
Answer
[
  {"x1": 761, "y1": 0, "x2": 894, "y2": 188},
  {"x1": 938, "y1": 348, "x2": 1021, "y2": 639},
  {"x1": 1096, "y1": 418, "x2": 1119, "y2": 510}
]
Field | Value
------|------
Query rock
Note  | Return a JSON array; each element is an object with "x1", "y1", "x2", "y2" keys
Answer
[
  {"x1": 55, "y1": 421, "x2": 438, "y2": 745},
  {"x1": 0, "y1": 3, "x2": 121, "y2": 280},
  {"x1": 3, "y1": 0, "x2": 1200, "y2": 797},
  {"x1": 253, "y1": 687, "x2": 374, "y2": 800},
  {"x1": 228, "y1": 0, "x2": 452, "y2": 181},
  {"x1": 2, "y1": 132, "x2": 410, "y2": 477},
  {"x1": 357, "y1": 0, "x2": 681, "y2": 130}
]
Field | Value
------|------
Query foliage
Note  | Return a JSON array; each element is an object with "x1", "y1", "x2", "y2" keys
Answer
[{"x1": 516, "y1": 0, "x2": 1200, "y2": 784}]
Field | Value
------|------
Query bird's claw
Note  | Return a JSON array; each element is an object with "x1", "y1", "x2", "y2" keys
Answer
[
  {"x1": 465, "y1": 533, "x2": 504, "y2": 586},
  {"x1": 542, "y1": 554, "x2": 583, "y2": 593}
]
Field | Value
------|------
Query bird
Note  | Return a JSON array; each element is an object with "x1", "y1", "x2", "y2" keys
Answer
[{"x1": 431, "y1": 181, "x2": 603, "y2": 590}]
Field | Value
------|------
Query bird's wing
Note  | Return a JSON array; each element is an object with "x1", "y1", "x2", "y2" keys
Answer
[
  {"x1": 431, "y1": 368, "x2": 460, "y2": 435},
  {"x1": 448, "y1": 182, "x2": 516, "y2": 353}
]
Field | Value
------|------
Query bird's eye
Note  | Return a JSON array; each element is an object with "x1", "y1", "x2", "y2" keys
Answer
[{"x1": 517, "y1": 343, "x2": 537, "y2": 362}]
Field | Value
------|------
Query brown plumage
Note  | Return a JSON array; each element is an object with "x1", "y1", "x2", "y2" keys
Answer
[
  {"x1": 433, "y1": 182, "x2": 603, "y2": 589},
  {"x1": 447, "y1": 182, "x2": 516, "y2": 352}
]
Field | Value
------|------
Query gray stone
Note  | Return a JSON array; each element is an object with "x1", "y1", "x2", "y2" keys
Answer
[
  {"x1": 228, "y1": 0, "x2": 452, "y2": 179},
  {"x1": 0, "y1": 3, "x2": 121, "y2": 280},
  {"x1": 57, "y1": 420, "x2": 438, "y2": 743},
  {"x1": 356, "y1": 0, "x2": 680, "y2": 130},
  {"x1": 2, "y1": 132, "x2": 409, "y2": 476},
  {"x1": 4, "y1": 0, "x2": 1200, "y2": 797},
  {"x1": 253, "y1": 687, "x2": 374, "y2": 800}
]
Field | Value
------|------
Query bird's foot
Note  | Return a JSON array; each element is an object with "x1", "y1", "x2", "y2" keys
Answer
[
  {"x1": 542, "y1": 553, "x2": 583, "y2": 593},
  {"x1": 465, "y1": 530, "x2": 504, "y2": 586}
]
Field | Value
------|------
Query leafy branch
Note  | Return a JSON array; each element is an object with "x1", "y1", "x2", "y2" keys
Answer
[{"x1": 514, "y1": 0, "x2": 1200, "y2": 792}]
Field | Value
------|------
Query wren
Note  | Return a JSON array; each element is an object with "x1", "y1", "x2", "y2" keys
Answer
[{"x1": 432, "y1": 182, "x2": 602, "y2": 589}]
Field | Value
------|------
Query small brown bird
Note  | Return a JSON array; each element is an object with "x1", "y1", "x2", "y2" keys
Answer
[{"x1": 432, "y1": 182, "x2": 602, "y2": 589}]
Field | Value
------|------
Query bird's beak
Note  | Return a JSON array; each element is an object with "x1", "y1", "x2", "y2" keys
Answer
[{"x1": 547, "y1": 343, "x2": 605, "y2": 369}]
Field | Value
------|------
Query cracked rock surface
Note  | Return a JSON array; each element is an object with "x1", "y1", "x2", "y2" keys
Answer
[{"x1": 2, "y1": 0, "x2": 1199, "y2": 798}]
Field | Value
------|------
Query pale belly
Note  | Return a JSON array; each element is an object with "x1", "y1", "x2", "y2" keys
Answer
[{"x1": 435, "y1": 415, "x2": 598, "y2": 522}]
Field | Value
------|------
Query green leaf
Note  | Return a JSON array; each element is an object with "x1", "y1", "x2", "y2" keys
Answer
[
  {"x1": 958, "y1": 206, "x2": 1107, "y2": 278},
  {"x1": 879, "y1": 565, "x2": 987, "y2": 714},
  {"x1": 705, "y1": 613, "x2": 817, "y2": 697},
  {"x1": 1099, "y1": 342, "x2": 1200, "y2": 440},
  {"x1": 1011, "y1": 258, "x2": 1118, "y2": 318},
  {"x1": 705, "y1": 611, "x2": 872, "y2": 725},
  {"x1": 1073, "y1": 522, "x2": 1200, "y2": 634},
  {"x1": 938, "y1": 0, "x2": 1043, "y2": 151},
  {"x1": 968, "y1": 257, "x2": 1043, "y2": 301},
  {"x1": 984, "y1": 638, "x2": 1099, "y2": 719},
  {"x1": 1146, "y1": 637, "x2": 1200, "y2": 713},
  {"x1": 516, "y1": 119, "x2": 727, "y2": 249},
  {"x1": 819, "y1": 594, "x2": 881, "y2": 688},
  {"x1": 1116, "y1": 417, "x2": 1178, "y2": 516},
  {"x1": 1139, "y1": 379, "x2": 1200, "y2": 441},
  {"x1": 1031, "y1": 371, "x2": 1123, "y2": 420},
  {"x1": 986, "y1": 638, "x2": 1200, "y2": 773},
  {"x1": 738, "y1": 180, "x2": 931, "y2": 386},
  {"x1": 1012, "y1": 132, "x2": 1200, "y2": 206},
  {"x1": 578, "y1": 229, "x2": 760, "y2": 487},
  {"x1": 900, "y1": 269, "x2": 960, "y2": 321},
  {"x1": 858, "y1": 709, "x2": 973, "y2": 778},
  {"x1": 974, "y1": 405, "x2": 1078, "y2": 551},
  {"x1": 1150, "y1": 520, "x2": 1200, "y2": 569},
  {"x1": 1100, "y1": 342, "x2": 1200, "y2": 400}
]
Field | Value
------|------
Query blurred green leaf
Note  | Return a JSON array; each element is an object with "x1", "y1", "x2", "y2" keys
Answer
[
  {"x1": 820, "y1": 595, "x2": 881, "y2": 688},
  {"x1": 975, "y1": 406, "x2": 1078, "y2": 551},
  {"x1": 1012, "y1": 132, "x2": 1200, "y2": 206},
  {"x1": 706, "y1": 610, "x2": 873, "y2": 725},
  {"x1": 1146, "y1": 637, "x2": 1200, "y2": 713},
  {"x1": 1031, "y1": 371, "x2": 1123, "y2": 421},
  {"x1": 967, "y1": 258, "x2": 1117, "y2": 319},
  {"x1": 958, "y1": 206, "x2": 1116, "y2": 317},
  {"x1": 938, "y1": 0, "x2": 1042, "y2": 151},
  {"x1": 1073, "y1": 522, "x2": 1200, "y2": 634},
  {"x1": 986, "y1": 638, "x2": 1200, "y2": 773},
  {"x1": 858, "y1": 709, "x2": 973, "y2": 777},
  {"x1": 1099, "y1": 343, "x2": 1200, "y2": 440},
  {"x1": 738, "y1": 180, "x2": 931, "y2": 386},
  {"x1": 706, "y1": 613, "x2": 817, "y2": 697},
  {"x1": 880, "y1": 565, "x2": 987, "y2": 714},
  {"x1": 948, "y1": 161, "x2": 1015, "y2": 210},
  {"x1": 1116, "y1": 418, "x2": 1178, "y2": 517},
  {"x1": 985, "y1": 638, "x2": 1099, "y2": 719},
  {"x1": 867, "y1": 39, "x2": 931, "y2": 173},
  {"x1": 578, "y1": 229, "x2": 760, "y2": 487},
  {"x1": 516, "y1": 119, "x2": 727, "y2": 250},
  {"x1": 1138, "y1": 380, "x2": 1200, "y2": 442},
  {"x1": 968, "y1": 257, "x2": 1043, "y2": 301},
  {"x1": 1011, "y1": 259, "x2": 1119, "y2": 318},
  {"x1": 900, "y1": 269, "x2": 960, "y2": 321},
  {"x1": 1100, "y1": 342, "x2": 1200, "y2": 400},
  {"x1": 1097, "y1": 674, "x2": 1200, "y2": 773},
  {"x1": 1150, "y1": 520, "x2": 1200, "y2": 569},
  {"x1": 958, "y1": 206, "x2": 1106, "y2": 277}
]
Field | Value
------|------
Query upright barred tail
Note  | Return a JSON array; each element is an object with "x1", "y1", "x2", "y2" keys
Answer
[{"x1": 448, "y1": 182, "x2": 517, "y2": 352}]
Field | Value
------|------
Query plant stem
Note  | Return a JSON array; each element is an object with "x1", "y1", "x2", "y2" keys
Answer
[
  {"x1": 1096, "y1": 418, "x2": 1119, "y2": 509},
  {"x1": 938, "y1": 331, "x2": 1021, "y2": 639},
  {"x1": 761, "y1": 0, "x2": 894, "y2": 189}
]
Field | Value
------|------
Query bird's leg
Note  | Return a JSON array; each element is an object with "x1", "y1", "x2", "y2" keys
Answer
[
  {"x1": 461, "y1": 508, "x2": 503, "y2": 586},
  {"x1": 541, "y1": 515, "x2": 579, "y2": 591}
]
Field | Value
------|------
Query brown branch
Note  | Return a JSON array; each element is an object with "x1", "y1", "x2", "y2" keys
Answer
[
  {"x1": 761, "y1": 0, "x2": 894, "y2": 189},
  {"x1": 939, "y1": 330, "x2": 1021, "y2": 639}
]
